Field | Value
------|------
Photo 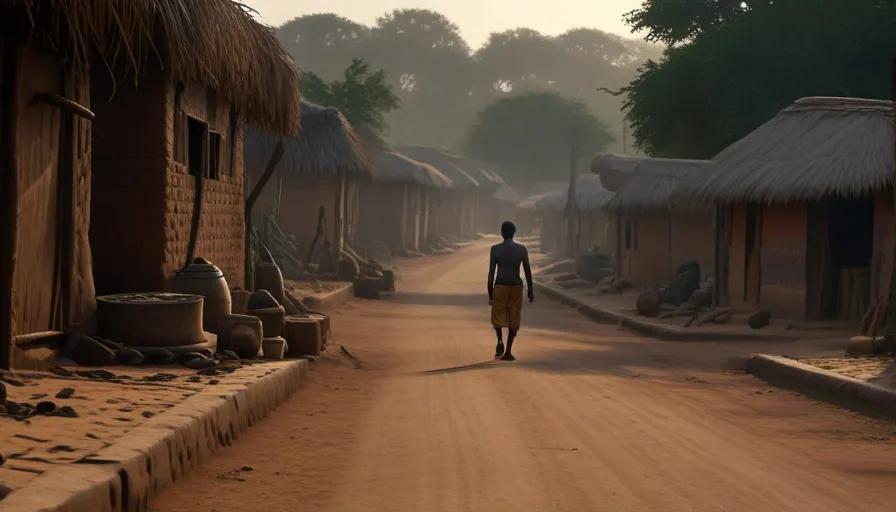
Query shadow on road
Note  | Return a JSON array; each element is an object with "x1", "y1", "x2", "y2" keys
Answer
[
  {"x1": 415, "y1": 359, "x2": 506, "y2": 376},
  {"x1": 386, "y1": 292, "x2": 485, "y2": 307}
]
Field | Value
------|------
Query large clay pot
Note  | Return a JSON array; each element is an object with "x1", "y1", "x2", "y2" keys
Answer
[
  {"x1": 96, "y1": 293, "x2": 208, "y2": 351},
  {"x1": 255, "y1": 262, "x2": 285, "y2": 304},
  {"x1": 285, "y1": 316, "x2": 322, "y2": 357},
  {"x1": 247, "y1": 306, "x2": 286, "y2": 338},
  {"x1": 217, "y1": 314, "x2": 263, "y2": 353},
  {"x1": 172, "y1": 260, "x2": 231, "y2": 334}
]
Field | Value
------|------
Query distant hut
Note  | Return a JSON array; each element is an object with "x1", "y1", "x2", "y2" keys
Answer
[
  {"x1": 493, "y1": 184, "x2": 524, "y2": 231},
  {"x1": 673, "y1": 97, "x2": 892, "y2": 322},
  {"x1": 245, "y1": 101, "x2": 370, "y2": 265},
  {"x1": 354, "y1": 127, "x2": 452, "y2": 253},
  {"x1": 394, "y1": 146, "x2": 484, "y2": 240},
  {"x1": 535, "y1": 175, "x2": 615, "y2": 256},
  {"x1": 594, "y1": 154, "x2": 711, "y2": 288},
  {"x1": 0, "y1": 0, "x2": 299, "y2": 368}
]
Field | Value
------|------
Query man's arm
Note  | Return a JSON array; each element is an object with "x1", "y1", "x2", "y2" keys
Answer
[
  {"x1": 522, "y1": 247, "x2": 534, "y2": 301},
  {"x1": 487, "y1": 247, "x2": 497, "y2": 301}
]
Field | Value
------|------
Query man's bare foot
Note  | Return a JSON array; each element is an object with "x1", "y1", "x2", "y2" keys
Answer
[{"x1": 500, "y1": 353, "x2": 516, "y2": 361}]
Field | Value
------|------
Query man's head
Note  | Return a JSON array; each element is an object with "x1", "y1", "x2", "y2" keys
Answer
[{"x1": 500, "y1": 221, "x2": 516, "y2": 240}]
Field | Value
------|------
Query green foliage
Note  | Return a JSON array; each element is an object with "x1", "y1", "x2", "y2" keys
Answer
[
  {"x1": 469, "y1": 92, "x2": 614, "y2": 183},
  {"x1": 622, "y1": 0, "x2": 896, "y2": 158},
  {"x1": 275, "y1": 9, "x2": 659, "y2": 154},
  {"x1": 300, "y1": 59, "x2": 400, "y2": 133}
]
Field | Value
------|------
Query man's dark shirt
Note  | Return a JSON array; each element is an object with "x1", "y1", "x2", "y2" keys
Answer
[{"x1": 488, "y1": 238, "x2": 533, "y2": 300}]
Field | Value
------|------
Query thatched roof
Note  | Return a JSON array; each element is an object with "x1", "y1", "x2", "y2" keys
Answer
[
  {"x1": 494, "y1": 184, "x2": 523, "y2": 203},
  {"x1": 673, "y1": 97, "x2": 894, "y2": 204},
  {"x1": 245, "y1": 101, "x2": 370, "y2": 177},
  {"x1": 354, "y1": 126, "x2": 452, "y2": 187},
  {"x1": 536, "y1": 175, "x2": 615, "y2": 212},
  {"x1": 598, "y1": 156, "x2": 709, "y2": 213},
  {"x1": 6, "y1": 0, "x2": 301, "y2": 136},
  {"x1": 394, "y1": 146, "x2": 506, "y2": 189}
]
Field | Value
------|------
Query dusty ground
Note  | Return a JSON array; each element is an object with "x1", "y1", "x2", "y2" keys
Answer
[
  {"x1": 152, "y1": 241, "x2": 896, "y2": 512},
  {"x1": 0, "y1": 363, "x2": 284, "y2": 490}
]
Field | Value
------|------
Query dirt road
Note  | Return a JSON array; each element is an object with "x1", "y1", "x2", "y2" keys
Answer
[{"x1": 153, "y1": 242, "x2": 896, "y2": 512}]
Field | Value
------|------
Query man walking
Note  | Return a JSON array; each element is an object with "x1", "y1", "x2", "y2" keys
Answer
[{"x1": 488, "y1": 221, "x2": 534, "y2": 361}]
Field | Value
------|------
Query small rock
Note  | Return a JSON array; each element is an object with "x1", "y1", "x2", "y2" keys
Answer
[
  {"x1": 747, "y1": 308, "x2": 772, "y2": 330},
  {"x1": 178, "y1": 352, "x2": 206, "y2": 365},
  {"x1": 636, "y1": 290, "x2": 662, "y2": 318},
  {"x1": 140, "y1": 347, "x2": 177, "y2": 365},
  {"x1": 208, "y1": 379, "x2": 220, "y2": 385},
  {"x1": 0, "y1": 382, "x2": 6, "y2": 406},
  {"x1": 141, "y1": 411, "x2": 154, "y2": 418},
  {"x1": 185, "y1": 357, "x2": 218, "y2": 370},
  {"x1": 53, "y1": 405, "x2": 78, "y2": 418},
  {"x1": 55, "y1": 388, "x2": 75, "y2": 400},
  {"x1": 68, "y1": 335, "x2": 116, "y2": 366},
  {"x1": 186, "y1": 376, "x2": 202, "y2": 383},
  {"x1": 217, "y1": 350, "x2": 240, "y2": 362},
  {"x1": 115, "y1": 348, "x2": 145, "y2": 366},
  {"x1": 0, "y1": 451, "x2": 5, "y2": 467},
  {"x1": 5, "y1": 402, "x2": 20, "y2": 415},
  {"x1": 29, "y1": 393, "x2": 48, "y2": 401},
  {"x1": 35, "y1": 401, "x2": 56, "y2": 414},
  {"x1": 0, "y1": 374, "x2": 25, "y2": 387},
  {"x1": 0, "y1": 483, "x2": 11, "y2": 501},
  {"x1": 49, "y1": 366, "x2": 75, "y2": 377}
]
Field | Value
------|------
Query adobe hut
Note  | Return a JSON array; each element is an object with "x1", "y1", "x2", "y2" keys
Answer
[
  {"x1": 0, "y1": 1, "x2": 299, "y2": 368},
  {"x1": 535, "y1": 175, "x2": 615, "y2": 257},
  {"x1": 245, "y1": 101, "x2": 370, "y2": 264},
  {"x1": 395, "y1": 145, "x2": 483, "y2": 240},
  {"x1": 595, "y1": 154, "x2": 711, "y2": 288},
  {"x1": 673, "y1": 97, "x2": 893, "y2": 322},
  {"x1": 354, "y1": 127, "x2": 452, "y2": 253}
]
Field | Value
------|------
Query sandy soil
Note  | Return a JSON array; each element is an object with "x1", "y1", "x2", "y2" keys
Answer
[
  {"x1": 152, "y1": 241, "x2": 896, "y2": 512},
  {"x1": 800, "y1": 356, "x2": 896, "y2": 389},
  {"x1": 0, "y1": 363, "x2": 281, "y2": 490}
]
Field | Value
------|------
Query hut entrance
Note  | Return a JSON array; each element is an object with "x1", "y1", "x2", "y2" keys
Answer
[{"x1": 821, "y1": 196, "x2": 873, "y2": 320}]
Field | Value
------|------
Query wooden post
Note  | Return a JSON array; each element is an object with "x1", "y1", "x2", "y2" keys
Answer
[
  {"x1": 565, "y1": 143, "x2": 579, "y2": 258},
  {"x1": 334, "y1": 169, "x2": 346, "y2": 270},
  {"x1": 0, "y1": 43, "x2": 21, "y2": 369}
]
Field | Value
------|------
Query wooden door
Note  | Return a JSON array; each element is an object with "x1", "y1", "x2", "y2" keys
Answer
[{"x1": 744, "y1": 204, "x2": 762, "y2": 305}]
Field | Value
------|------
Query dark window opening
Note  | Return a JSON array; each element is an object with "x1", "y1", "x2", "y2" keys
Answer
[
  {"x1": 209, "y1": 131, "x2": 223, "y2": 180},
  {"x1": 745, "y1": 204, "x2": 758, "y2": 256},
  {"x1": 624, "y1": 220, "x2": 632, "y2": 249},
  {"x1": 187, "y1": 116, "x2": 208, "y2": 177}
]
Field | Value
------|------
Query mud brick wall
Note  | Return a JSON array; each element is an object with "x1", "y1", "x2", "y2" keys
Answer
[{"x1": 163, "y1": 82, "x2": 245, "y2": 289}]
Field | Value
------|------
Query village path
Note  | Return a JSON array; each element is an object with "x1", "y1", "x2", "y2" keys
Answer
[{"x1": 152, "y1": 241, "x2": 896, "y2": 512}]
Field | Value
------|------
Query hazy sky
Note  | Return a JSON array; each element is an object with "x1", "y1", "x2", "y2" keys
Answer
[{"x1": 242, "y1": 0, "x2": 646, "y2": 48}]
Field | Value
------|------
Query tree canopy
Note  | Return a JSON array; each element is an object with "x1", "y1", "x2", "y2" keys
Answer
[
  {"x1": 469, "y1": 92, "x2": 614, "y2": 184},
  {"x1": 275, "y1": 9, "x2": 659, "y2": 155},
  {"x1": 299, "y1": 59, "x2": 400, "y2": 133},
  {"x1": 622, "y1": 0, "x2": 896, "y2": 159}
]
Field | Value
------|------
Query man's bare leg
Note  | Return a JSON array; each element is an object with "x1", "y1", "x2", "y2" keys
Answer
[
  {"x1": 494, "y1": 328, "x2": 504, "y2": 358},
  {"x1": 501, "y1": 329, "x2": 517, "y2": 361}
]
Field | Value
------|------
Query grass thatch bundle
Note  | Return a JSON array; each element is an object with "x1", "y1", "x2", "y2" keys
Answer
[
  {"x1": 599, "y1": 157, "x2": 708, "y2": 213},
  {"x1": 6, "y1": 0, "x2": 300, "y2": 135},
  {"x1": 245, "y1": 101, "x2": 370, "y2": 177},
  {"x1": 673, "y1": 96, "x2": 893, "y2": 205},
  {"x1": 395, "y1": 145, "x2": 506, "y2": 189},
  {"x1": 536, "y1": 175, "x2": 614, "y2": 212}
]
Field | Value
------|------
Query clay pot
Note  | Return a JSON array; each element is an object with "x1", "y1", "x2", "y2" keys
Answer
[
  {"x1": 248, "y1": 289, "x2": 280, "y2": 310},
  {"x1": 172, "y1": 261, "x2": 232, "y2": 334},
  {"x1": 285, "y1": 316, "x2": 322, "y2": 357},
  {"x1": 230, "y1": 324, "x2": 262, "y2": 359},
  {"x1": 352, "y1": 277, "x2": 381, "y2": 300},
  {"x1": 255, "y1": 262, "x2": 285, "y2": 304},
  {"x1": 262, "y1": 337, "x2": 288, "y2": 360},
  {"x1": 217, "y1": 315, "x2": 263, "y2": 353},
  {"x1": 96, "y1": 293, "x2": 206, "y2": 350},
  {"x1": 230, "y1": 289, "x2": 251, "y2": 316},
  {"x1": 247, "y1": 306, "x2": 286, "y2": 338}
]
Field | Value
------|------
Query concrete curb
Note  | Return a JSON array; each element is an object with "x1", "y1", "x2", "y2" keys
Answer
[
  {"x1": 745, "y1": 354, "x2": 896, "y2": 420},
  {"x1": 303, "y1": 283, "x2": 354, "y2": 311},
  {"x1": 3, "y1": 360, "x2": 310, "y2": 512},
  {"x1": 534, "y1": 281, "x2": 799, "y2": 342}
]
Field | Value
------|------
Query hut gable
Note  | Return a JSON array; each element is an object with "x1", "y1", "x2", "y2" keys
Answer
[
  {"x1": 598, "y1": 156, "x2": 708, "y2": 213},
  {"x1": 354, "y1": 125, "x2": 451, "y2": 187},
  {"x1": 674, "y1": 97, "x2": 894, "y2": 204},
  {"x1": 5, "y1": 0, "x2": 301, "y2": 135}
]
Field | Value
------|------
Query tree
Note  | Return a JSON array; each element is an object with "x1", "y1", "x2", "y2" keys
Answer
[
  {"x1": 622, "y1": 0, "x2": 896, "y2": 158},
  {"x1": 278, "y1": 14, "x2": 370, "y2": 81},
  {"x1": 468, "y1": 92, "x2": 614, "y2": 184},
  {"x1": 300, "y1": 59, "x2": 400, "y2": 133},
  {"x1": 623, "y1": 0, "x2": 765, "y2": 45}
]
